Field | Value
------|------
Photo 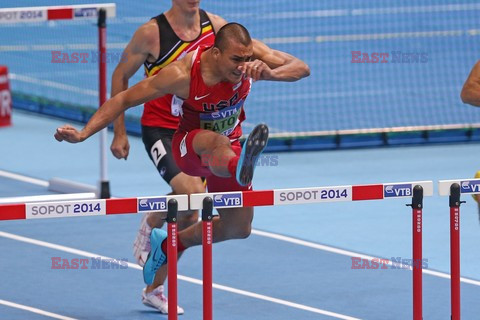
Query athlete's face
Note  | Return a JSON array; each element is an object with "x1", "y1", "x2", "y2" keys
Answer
[
  {"x1": 172, "y1": 0, "x2": 200, "y2": 13},
  {"x1": 216, "y1": 40, "x2": 253, "y2": 83}
]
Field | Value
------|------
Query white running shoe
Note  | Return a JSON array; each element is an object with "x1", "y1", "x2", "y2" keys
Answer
[
  {"x1": 142, "y1": 286, "x2": 184, "y2": 315},
  {"x1": 133, "y1": 213, "x2": 151, "y2": 267}
]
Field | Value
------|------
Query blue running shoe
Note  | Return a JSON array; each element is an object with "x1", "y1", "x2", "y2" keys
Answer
[
  {"x1": 143, "y1": 228, "x2": 167, "y2": 285},
  {"x1": 236, "y1": 124, "x2": 269, "y2": 186}
]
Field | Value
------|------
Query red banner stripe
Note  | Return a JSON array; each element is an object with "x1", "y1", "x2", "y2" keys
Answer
[
  {"x1": 352, "y1": 185, "x2": 384, "y2": 201},
  {"x1": 47, "y1": 8, "x2": 73, "y2": 20},
  {"x1": 0, "y1": 204, "x2": 26, "y2": 220},
  {"x1": 106, "y1": 198, "x2": 138, "y2": 214},
  {"x1": 243, "y1": 190, "x2": 274, "y2": 207}
]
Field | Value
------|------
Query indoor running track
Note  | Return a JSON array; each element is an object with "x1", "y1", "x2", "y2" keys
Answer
[{"x1": 1, "y1": 111, "x2": 480, "y2": 319}]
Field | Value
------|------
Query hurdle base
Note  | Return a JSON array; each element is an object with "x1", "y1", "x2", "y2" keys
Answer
[{"x1": 99, "y1": 180, "x2": 111, "y2": 199}]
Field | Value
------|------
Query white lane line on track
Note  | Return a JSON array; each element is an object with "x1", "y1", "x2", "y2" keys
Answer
[
  {"x1": 9, "y1": 73, "x2": 98, "y2": 96},
  {"x1": 0, "y1": 231, "x2": 360, "y2": 320},
  {"x1": 351, "y1": 3, "x2": 480, "y2": 16},
  {"x1": 2, "y1": 28, "x2": 479, "y2": 52},
  {"x1": 1, "y1": 3, "x2": 478, "y2": 29},
  {"x1": 0, "y1": 299, "x2": 78, "y2": 320},
  {"x1": 251, "y1": 229, "x2": 480, "y2": 287},
  {"x1": 209, "y1": 3, "x2": 480, "y2": 20},
  {"x1": 0, "y1": 169, "x2": 48, "y2": 187}
]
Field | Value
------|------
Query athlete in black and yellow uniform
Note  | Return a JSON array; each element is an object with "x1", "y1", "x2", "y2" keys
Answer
[
  {"x1": 108, "y1": 1, "x2": 227, "y2": 314},
  {"x1": 141, "y1": 9, "x2": 215, "y2": 183}
]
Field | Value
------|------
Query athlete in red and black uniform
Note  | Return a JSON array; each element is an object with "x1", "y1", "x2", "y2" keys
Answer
[
  {"x1": 172, "y1": 45, "x2": 253, "y2": 192},
  {"x1": 107, "y1": 1, "x2": 227, "y2": 314},
  {"x1": 54, "y1": 22, "x2": 310, "y2": 288}
]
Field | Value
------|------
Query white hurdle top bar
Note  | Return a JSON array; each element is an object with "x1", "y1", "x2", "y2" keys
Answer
[
  {"x1": 190, "y1": 181, "x2": 433, "y2": 210},
  {"x1": 438, "y1": 178, "x2": 480, "y2": 196},
  {"x1": 0, "y1": 195, "x2": 188, "y2": 221},
  {"x1": 0, "y1": 3, "x2": 116, "y2": 24},
  {"x1": 0, "y1": 181, "x2": 433, "y2": 221}
]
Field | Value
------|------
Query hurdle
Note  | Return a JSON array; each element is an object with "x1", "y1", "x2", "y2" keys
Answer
[
  {"x1": 0, "y1": 3, "x2": 116, "y2": 198},
  {"x1": 0, "y1": 180, "x2": 433, "y2": 319},
  {"x1": 161, "y1": 180, "x2": 433, "y2": 320},
  {"x1": 438, "y1": 178, "x2": 479, "y2": 320}
]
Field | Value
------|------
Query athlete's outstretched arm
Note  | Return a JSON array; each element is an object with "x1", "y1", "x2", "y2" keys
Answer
[
  {"x1": 461, "y1": 60, "x2": 480, "y2": 106},
  {"x1": 55, "y1": 63, "x2": 189, "y2": 143},
  {"x1": 110, "y1": 22, "x2": 158, "y2": 159},
  {"x1": 242, "y1": 39, "x2": 310, "y2": 82}
]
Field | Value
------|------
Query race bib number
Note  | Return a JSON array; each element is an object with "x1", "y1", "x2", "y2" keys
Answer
[
  {"x1": 171, "y1": 95, "x2": 184, "y2": 116},
  {"x1": 199, "y1": 100, "x2": 243, "y2": 136}
]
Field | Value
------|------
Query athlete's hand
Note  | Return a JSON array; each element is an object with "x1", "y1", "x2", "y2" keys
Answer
[
  {"x1": 54, "y1": 124, "x2": 85, "y2": 143},
  {"x1": 241, "y1": 60, "x2": 273, "y2": 81},
  {"x1": 110, "y1": 132, "x2": 130, "y2": 160}
]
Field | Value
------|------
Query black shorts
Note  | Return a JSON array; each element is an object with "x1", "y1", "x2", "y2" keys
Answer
[{"x1": 142, "y1": 126, "x2": 182, "y2": 184}]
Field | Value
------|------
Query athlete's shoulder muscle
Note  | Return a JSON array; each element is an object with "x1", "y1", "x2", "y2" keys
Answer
[
  {"x1": 131, "y1": 20, "x2": 160, "y2": 59},
  {"x1": 205, "y1": 11, "x2": 228, "y2": 33},
  {"x1": 152, "y1": 53, "x2": 194, "y2": 98}
]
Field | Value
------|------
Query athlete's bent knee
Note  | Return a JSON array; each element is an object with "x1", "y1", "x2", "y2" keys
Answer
[
  {"x1": 171, "y1": 174, "x2": 205, "y2": 195},
  {"x1": 209, "y1": 135, "x2": 231, "y2": 154},
  {"x1": 233, "y1": 223, "x2": 252, "y2": 239},
  {"x1": 214, "y1": 134, "x2": 231, "y2": 146}
]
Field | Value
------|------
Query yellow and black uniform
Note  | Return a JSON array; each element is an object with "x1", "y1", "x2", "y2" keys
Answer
[{"x1": 141, "y1": 9, "x2": 216, "y2": 183}]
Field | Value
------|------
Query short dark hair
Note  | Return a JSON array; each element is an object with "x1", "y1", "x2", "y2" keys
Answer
[{"x1": 214, "y1": 22, "x2": 252, "y2": 51}]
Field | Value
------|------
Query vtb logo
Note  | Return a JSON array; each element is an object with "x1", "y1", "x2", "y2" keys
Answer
[
  {"x1": 461, "y1": 180, "x2": 480, "y2": 193},
  {"x1": 138, "y1": 197, "x2": 167, "y2": 211},
  {"x1": 213, "y1": 193, "x2": 242, "y2": 208},
  {"x1": 74, "y1": 8, "x2": 97, "y2": 17},
  {"x1": 384, "y1": 184, "x2": 412, "y2": 197}
]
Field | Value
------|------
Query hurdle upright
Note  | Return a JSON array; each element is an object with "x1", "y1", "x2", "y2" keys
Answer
[{"x1": 438, "y1": 178, "x2": 478, "y2": 320}]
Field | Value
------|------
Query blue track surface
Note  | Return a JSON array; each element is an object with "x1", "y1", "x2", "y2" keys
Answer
[{"x1": 1, "y1": 111, "x2": 480, "y2": 319}]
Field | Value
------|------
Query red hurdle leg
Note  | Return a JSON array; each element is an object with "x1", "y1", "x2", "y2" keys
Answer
[
  {"x1": 409, "y1": 185, "x2": 423, "y2": 320},
  {"x1": 167, "y1": 199, "x2": 178, "y2": 320},
  {"x1": 449, "y1": 183, "x2": 463, "y2": 320},
  {"x1": 202, "y1": 197, "x2": 214, "y2": 320}
]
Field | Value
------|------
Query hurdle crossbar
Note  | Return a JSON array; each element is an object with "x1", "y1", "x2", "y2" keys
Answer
[
  {"x1": 0, "y1": 195, "x2": 188, "y2": 221},
  {"x1": 438, "y1": 178, "x2": 480, "y2": 196},
  {"x1": 0, "y1": 3, "x2": 116, "y2": 24},
  {"x1": 190, "y1": 181, "x2": 433, "y2": 209}
]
